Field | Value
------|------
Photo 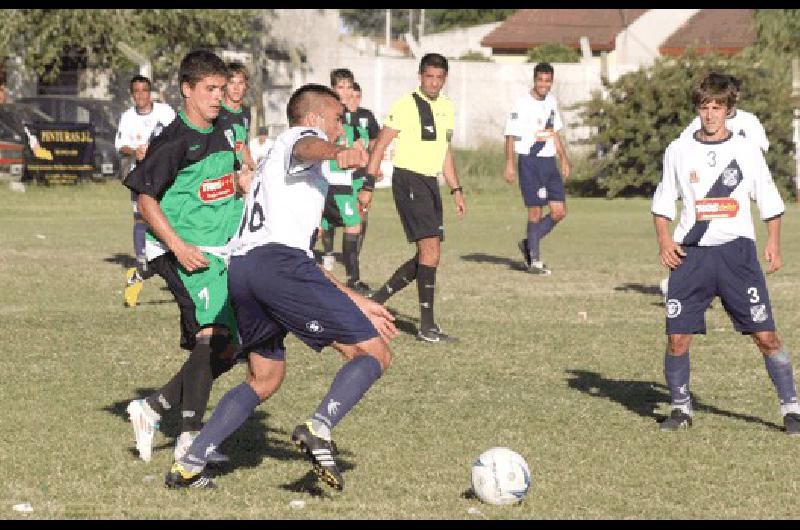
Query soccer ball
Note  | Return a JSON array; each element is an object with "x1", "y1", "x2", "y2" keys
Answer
[{"x1": 470, "y1": 447, "x2": 531, "y2": 505}]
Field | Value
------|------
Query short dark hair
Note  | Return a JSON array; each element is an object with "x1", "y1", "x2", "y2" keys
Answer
[
  {"x1": 0, "y1": 70, "x2": 6, "y2": 87},
  {"x1": 353, "y1": 82, "x2": 361, "y2": 93},
  {"x1": 419, "y1": 53, "x2": 448, "y2": 74},
  {"x1": 257, "y1": 126, "x2": 268, "y2": 136},
  {"x1": 178, "y1": 50, "x2": 228, "y2": 97},
  {"x1": 227, "y1": 61, "x2": 249, "y2": 81},
  {"x1": 330, "y1": 68, "x2": 355, "y2": 87},
  {"x1": 692, "y1": 72, "x2": 737, "y2": 109},
  {"x1": 129, "y1": 75, "x2": 151, "y2": 92},
  {"x1": 534, "y1": 62, "x2": 554, "y2": 78},
  {"x1": 287, "y1": 83, "x2": 340, "y2": 125}
]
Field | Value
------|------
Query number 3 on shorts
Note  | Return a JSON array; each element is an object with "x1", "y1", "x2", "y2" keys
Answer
[
  {"x1": 198, "y1": 286, "x2": 210, "y2": 310},
  {"x1": 747, "y1": 286, "x2": 760, "y2": 304}
]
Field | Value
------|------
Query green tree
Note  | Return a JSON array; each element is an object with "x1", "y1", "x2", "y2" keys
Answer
[
  {"x1": 576, "y1": 50, "x2": 795, "y2": 198},
  {"x1": 526, "y1": 43, "x2": 581, "y2": 64},
  {"x1": 340, "y1": 9, "x2": 515, "y2": 36},
  {"x1": 0, "y1": 9, "x2": 266, "y2": 81}
]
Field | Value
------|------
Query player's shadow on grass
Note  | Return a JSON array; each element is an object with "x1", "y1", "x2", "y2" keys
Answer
[
  {"x1": 103, "y1": 389, "x2": 355, "y2": 494},
  {"x1": 614, "y1": 282, "x2": 666, "y2": 307},
  {"x1": 461, "y1": 253, "x2": 524, "y2": 271},
  {"x1": 105, "y1": 253, "x2": 138, "y2": 269},
  {"x1": 382, "y1": 308, "x2": 420, "y2": 337},
  {"x1": 565, "y1": 369, "x2": 783, "y2": 431}
]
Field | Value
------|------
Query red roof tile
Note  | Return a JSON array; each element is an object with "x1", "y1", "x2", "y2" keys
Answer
[{"x1": 659, "y1": 9, "x2": 756, "y2": 56}]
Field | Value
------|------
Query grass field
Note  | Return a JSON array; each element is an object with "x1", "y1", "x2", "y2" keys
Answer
[{"x1": 3, "y1": 178, "x2": 800, "y2": 519}]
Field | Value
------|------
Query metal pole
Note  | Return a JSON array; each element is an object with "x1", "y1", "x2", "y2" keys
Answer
[
  {"x1": 386, "y1": 9, "x2": 391, "y2": 49},
  {"x1": 419, "y1": 9, "x2": 425, "y2": 38}
]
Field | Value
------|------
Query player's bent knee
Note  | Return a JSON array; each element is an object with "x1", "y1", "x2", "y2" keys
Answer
[
  {"x1": 753, "y1": 331, "x2": 782, "y2": 355},
  {"x1": 667, "y1": 335, "x2": 692, "y2": 355},
  {"x1": 246, "y1": 356, "x2": 286, "y2": 401},
  {"x1": 334, "y1": 339, "x2": 391, "y2": 372}
]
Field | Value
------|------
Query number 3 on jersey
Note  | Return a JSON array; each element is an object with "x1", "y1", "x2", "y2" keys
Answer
[{"x1": 238, "y1": 180, "x2": 264, "y2": 237}]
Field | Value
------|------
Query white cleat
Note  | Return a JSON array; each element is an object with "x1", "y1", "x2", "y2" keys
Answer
[
  {"x1": 174, "y1": 431, "x2": 230, "y2": 464},
  {"x1": 127, "y1": 399, "x2": 159, "y2": 462}
]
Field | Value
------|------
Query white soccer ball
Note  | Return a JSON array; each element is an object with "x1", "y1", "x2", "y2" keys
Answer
[{"x1": 470, "y1": 447, "x2": 531, "y2": 505}]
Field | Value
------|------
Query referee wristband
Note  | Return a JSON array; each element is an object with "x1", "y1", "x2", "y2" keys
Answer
[
  {"x1": 450, "y1": 186, "x2": 463, "y2": 195},
  {"x1": 361, "y1": 173, "x2": 376, "y2": 192}
]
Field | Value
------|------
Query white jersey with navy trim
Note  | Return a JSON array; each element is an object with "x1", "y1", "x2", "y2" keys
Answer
[
  {"x1": 231, "y1": 126, "x2": 331, "y2": 258},
  {"x1": 680, "y1": 108, "x2": 769, "y2": 153},
  {"x1": 504, "y1": 92, "x2": 563, "y2": 157},
  {"x1": 652, "y1": 132, "x2": 783, "y2": 247},
  {"x1": 115, "y1": 102, "x2": 176, "y2": 171}
]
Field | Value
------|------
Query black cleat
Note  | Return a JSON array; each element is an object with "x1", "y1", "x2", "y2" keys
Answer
[
  {"x1": 659, "y1": 409, "x2": 693, "y2": 431},
  {"x1": 784, "y1": 413, "x2": 800, "y2": 436},
  {"x1": 164, "y1": 462, "x2": 216, "y2": 489},
  {"x1": 291, "y1": 422, "x2": 344, "y2": 491},
  {"x1": 416, "y1": 324, "x2": 459, "y2": 344},
  {"x1": 517, "y1": 239, "x2": 531, "y2": 270}
]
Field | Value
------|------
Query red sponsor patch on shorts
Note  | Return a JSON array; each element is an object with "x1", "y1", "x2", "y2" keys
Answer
[
  {"x1": 695, "y1": 197, "x2": 739, "y2": 220},
  {"x1": 198, "y1": 173, "x2": 235, "y2": 202}
]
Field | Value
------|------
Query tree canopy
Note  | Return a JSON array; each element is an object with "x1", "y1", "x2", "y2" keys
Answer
[{"x1": 340, "y1": 9, "x2": 516, "y2": 37}]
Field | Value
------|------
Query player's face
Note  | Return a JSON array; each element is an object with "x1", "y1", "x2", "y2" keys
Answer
[
  {"x1": 332, "y1": 79, "x2": 354, "y2": 106},
  {"x1": 312, "y1": 96, "x2": 345, "y2": 142},
  {"x1": 131, "y1": 81, "x2": 152, "y2": 112},
  {"x1": 182, "y1": 74, "x2": 226, "y2": 128},
  {"x1": 698, "y1": 100, "x2": 729, "y2": 139},
  {"x1": 225, "y1": 72, "x2": 248, "y2": 106},
  {"x1": 532, "y1": 72, "x2": 553, "y2": 100},
  {"x1": 419, "y1": 66, "x2": 447, "y2": 100}
]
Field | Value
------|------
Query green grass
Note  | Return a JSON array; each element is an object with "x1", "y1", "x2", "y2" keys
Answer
[{"x1": 3, "y1": 179, "x2": 800, "y2": 519}]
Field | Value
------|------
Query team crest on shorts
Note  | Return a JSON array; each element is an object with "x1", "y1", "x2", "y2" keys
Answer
[
  {"x1": 538, "y1": 187, "x2": 547, "y2": 199},
  {"x1": 306, "y1": 320, "x2": 324, "y2": 333},
  {"x1": 750, "y1": 304, "x2": 768, "y2": 323},
  {"x1": 666, "y1": 299, "x2": 682, "y2": 318},
  {"x1": 722, "y1": 167, "x2": 740, "y2": 187}
]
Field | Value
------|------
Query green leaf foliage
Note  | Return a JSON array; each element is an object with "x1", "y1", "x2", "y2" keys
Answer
[
  {"x1": 526, "y1": 43, "x2": 581, "y2": 64},
  {"x1": 575, "y1": 48, "x2": 796, "y2": 198}
]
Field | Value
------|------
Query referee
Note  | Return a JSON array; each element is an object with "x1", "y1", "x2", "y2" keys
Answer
[{"x1": 360, "y1": 53, "x2": 466, "y2": 343}]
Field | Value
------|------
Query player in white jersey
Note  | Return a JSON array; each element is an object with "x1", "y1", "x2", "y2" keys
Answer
[
  {"x1": 165, "y1": 84, "x2": 399, "y2": 491},
  {"x1": 661, "y1": 75, "x2": 769, "y2": 298},
  {"x1": 504, "y1": 62, "x2": 571, "y2": 275},
  {"x1": 651, "y1": 72, "x2": 800, "y2": 435},
  {"x1": 116, "y1": 75, "x2": 176, "y2": 307}
]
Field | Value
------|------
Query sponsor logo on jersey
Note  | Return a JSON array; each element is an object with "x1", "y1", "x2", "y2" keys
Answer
[
  {"x1": 198, "y1": 173, "x2": 235, "y2": 202},
  {"x1": 689, "y1": 170, "x2": 699, "y2": 183},
  {"x1": 666, "y1": 299, "x2": 682, "y2": 318},
  {"x1": 751, "y1": 304, "x2": 768, "y2": 323},
  {"x1": 695, "y1": 197, "x2": 739, "y2": 220},
  {"x1": 722, "y1": 167, "x2": 740, "y2": 187}
]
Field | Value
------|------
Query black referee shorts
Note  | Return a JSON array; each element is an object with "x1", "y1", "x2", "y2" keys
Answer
[{"x1": 391, "y1": 167, "x2": 444, "y2": 243}]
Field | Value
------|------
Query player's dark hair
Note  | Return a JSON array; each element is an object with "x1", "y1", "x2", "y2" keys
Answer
[
  {"x1": 330, "y1": 68, "x2": 355, "y2": 87},
  {"x1": 353, "y1": 82, "x2": 361, "y2": 93},
  {"x1": 129, "y1": 75, "x2": 151, "y2": 92},
  {"x1": 534, "y1": 62, "x2": 554, "y2": 78},
  {"x1": 419, "y1": 53, "x2": 448, "y2": 74},
  {"x1": 227, "y1": 61, "x2": 249, "y2": 81},
  {"x1": 178, "y1": 50, "x2": 228, "y2": 97},
  {"x1": 692, "y1": 72, "x2": 737, "y2": 109},
  {"x1": 287, "y1": 84, "x2": 340, "y2": 125},
  {"x1": 0, "y1": 70, "x2": 7, "y2": 87}
]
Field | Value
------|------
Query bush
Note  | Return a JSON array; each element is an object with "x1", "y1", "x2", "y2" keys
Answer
[
  {"x1": 574, "y1": 49, "x2": 796, "y2": 198},
  {"x1": 526, "y1": 43, "x2": 581, "y2": 64},
  {"x1": 458, "y1": 51, "x2": 491, "y2": 62}
]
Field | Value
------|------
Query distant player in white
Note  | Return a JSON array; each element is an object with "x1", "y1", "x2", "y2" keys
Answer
[
  {"x1": 248, "y1": 125, "x2": 273, "y2": 166},
  {"x1": 661, "y1": 75, "x2": 768, "y2": 298},
  {"x1": 165, "y1": 84, "x2": 399, "y2": 491},
  {"x1": 652, "y1": 72, "x2": 800, "y2": 435},
  {"x1": 116, "y1": 74, "x2": 176, "y2": 307}
]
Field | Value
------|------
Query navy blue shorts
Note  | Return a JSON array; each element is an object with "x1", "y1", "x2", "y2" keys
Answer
[
  {"x1": 665, "y1": 237, "x2": 776, "y2": 335},
  {"x1": 228, "y1": 243, "x2": 379, "y2": 361},
  {"x1": 518, "y1": 148, "x2": 564, "y2": 207}
]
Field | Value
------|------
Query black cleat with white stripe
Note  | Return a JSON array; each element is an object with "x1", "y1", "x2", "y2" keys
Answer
[
  {"x1": 164, "y1": 462, "x2": 216, "y2": 489},
  {"x1": 291, "y1": 422, "x2": 344, "y2": 491}
]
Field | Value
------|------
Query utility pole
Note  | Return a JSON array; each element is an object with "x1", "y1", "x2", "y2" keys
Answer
[
  {"x1": 385, "y1": 9, "x2": 391, "y2": 49},
  {"x1": 408, "y1": 9, "x2": 414, "y2": 41}
]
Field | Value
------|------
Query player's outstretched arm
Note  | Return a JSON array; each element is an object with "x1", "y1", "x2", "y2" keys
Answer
[{"x1": 294, "y1": 136, "x2": 367, "y2": 169}]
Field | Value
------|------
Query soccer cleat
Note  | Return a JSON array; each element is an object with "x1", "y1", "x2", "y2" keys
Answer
[
  {"x1": 164, "y1": 462, "x2": 216, "y2": 489},
  {"x1": 322, "y1": 254, "x2": 335, "y2": 272},
  {"x1": 127, "y1": 399, "x2": 160, "y2": 462},
  {"x1": 347, "y1": 279, "x2": 373, "y2": 297},
  {"x1": 784, "y1": 413, "x2": 800, "y2": 436},
  {"x1": 174, "y1": 431, "x2": 230, "y2": 464},
  {"x1": 416, "y1": 324, "x2": 459, "y2": 344},
  {"x1": 291, "y1": 421, "x2": 344, "y2": 491},
  {"x1": 517, "y1": 239, "x2": 532, "y2": 269},
  {"x1": 659, "y1": 408, "x2": 693, "y2": 431},
  {"x1": 124, "y1": 267, "x2": 144, "y2": 307},
  {"x1": 526, "y1": 261, "x2": 552, "y2": 276}
]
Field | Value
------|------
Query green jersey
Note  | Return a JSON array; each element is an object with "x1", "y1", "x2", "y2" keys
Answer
[{"x1": 124, "y1": 111, "x2": 238, "y2": 256}]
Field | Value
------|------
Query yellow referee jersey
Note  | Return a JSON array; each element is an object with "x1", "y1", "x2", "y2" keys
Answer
[{"x1": 384, "y1": 89, "x2": 455, "y2": 177}]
